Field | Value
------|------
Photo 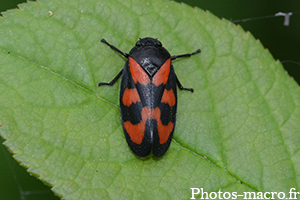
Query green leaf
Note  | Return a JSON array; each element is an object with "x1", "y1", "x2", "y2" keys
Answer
[{"x1": 0, "y1": 0, "x2": 299, "y2": 199}]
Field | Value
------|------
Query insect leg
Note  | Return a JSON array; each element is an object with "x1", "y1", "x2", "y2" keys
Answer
[
  {"x1": 101, "y1": 39, "x2": 129, "y2": 58},
  {"x1": 98, "y1": 69, "x2": 123, "y2": 86},
  {"x1": 176, "y1": 75, "x2": 194, "y2": 92},
  {"x1": 172, "y1": 48, "x2": 200, "y2": 92},
  {"x1": 171, "y1": 49, "x2": 201, "y2": 60}
]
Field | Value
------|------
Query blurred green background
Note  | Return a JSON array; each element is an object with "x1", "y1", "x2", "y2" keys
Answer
[{"x1": 1, "y1": 0, "x2": 299, "y2": 199}]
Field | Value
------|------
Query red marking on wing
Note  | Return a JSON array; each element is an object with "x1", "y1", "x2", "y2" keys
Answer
[
  {"x1": 129, "y1": 57, "x2": 150, "y2": 85},
  {"x1": 124, "y1": 107, "x2": 174, "y2": 145},
  {"x1": 161, "y1": 89, "x2": 176, "y2": 107},
  {"x1": 122, "y1": 88, "x2": 141, "y2": 106},
  {"x1": 124, "y1": 121, "x2": 145, "y2": 145},
  {"x1": 123, "y1": 107, "x2": 151, "y2": 145},
  {"x1": 152, "y1": 107, "x2": 174, "y2": 144},
  {"x1": 152, "y1": 58, "x2": 171, "y2": 86}
]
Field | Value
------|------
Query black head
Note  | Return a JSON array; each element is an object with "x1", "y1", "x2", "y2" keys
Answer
[{"x1": 135, "y1": 37, "x2": 162, "y2": 47}]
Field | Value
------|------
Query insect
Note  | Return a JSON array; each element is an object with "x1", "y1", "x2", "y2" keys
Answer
[{"x1": 99, "y1": 37, "x2": 200, "y2": 157}]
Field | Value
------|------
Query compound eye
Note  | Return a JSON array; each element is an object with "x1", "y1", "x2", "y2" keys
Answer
[
  {"x1": 155, "y1": 39, "x2": 162, "y2": 46},
  {"x1": 136, "y1": 39, "x2": 142, "y2": 46}
]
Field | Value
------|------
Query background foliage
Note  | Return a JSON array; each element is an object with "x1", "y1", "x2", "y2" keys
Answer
[{"x1": 0, "y1": 0, "x2": 299, "y2": 199}]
